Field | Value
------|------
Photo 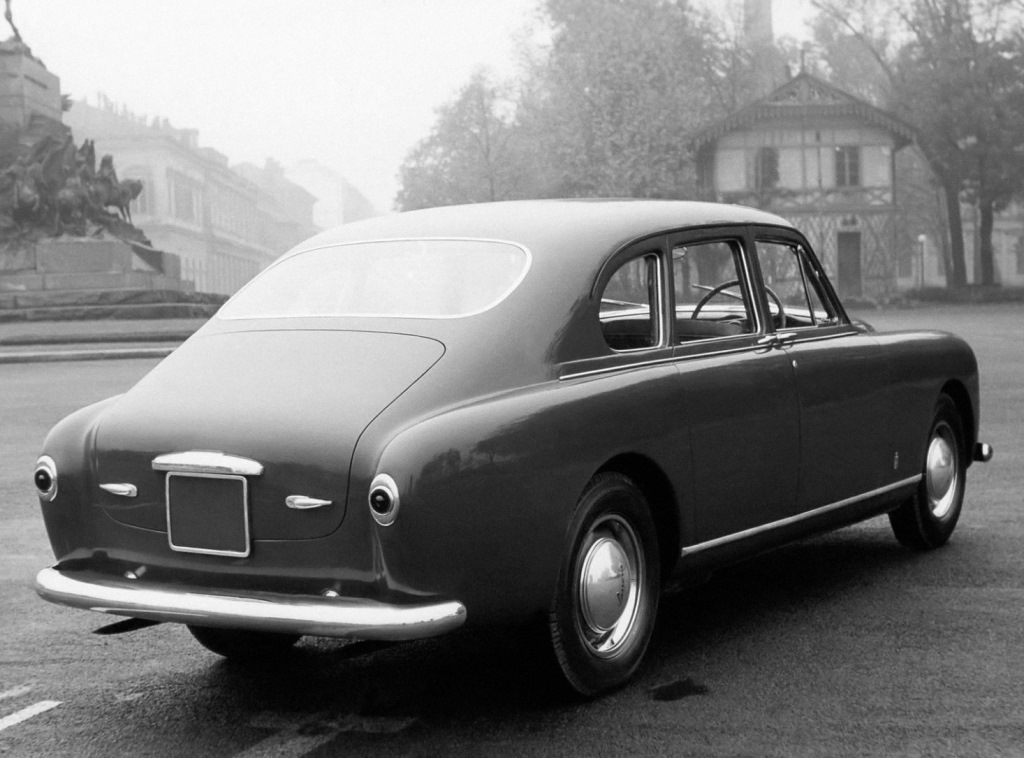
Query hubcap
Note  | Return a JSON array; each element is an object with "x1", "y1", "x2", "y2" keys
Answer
[
  {"x1": 926, "y1": 423, "x2": 958, "y2": 519},
  {"x1": 576, "y1": 514, "x2": 642, "y2": 658}
]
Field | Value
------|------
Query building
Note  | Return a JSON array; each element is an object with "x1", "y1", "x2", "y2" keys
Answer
[
  {"x1": 693, "y1": 73, "x2": 915, "y2": 302},
  {"x1": 64, "y1": 95, "x2": 318, "y2": 295},
  {"x1": 285, "y1": 159, "x2": 376, "y2": 230}
]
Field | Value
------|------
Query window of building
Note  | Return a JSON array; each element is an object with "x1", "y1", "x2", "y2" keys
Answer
[
  {"x1": 754, "y1": 147, "x2": 779, "y2": 191},
  {"x1": 835, "y1": 146, "x2": 861, "y2": 187},
  {"x1": 1017, "y1": 236, "x2": 1024, "y2": 275}
]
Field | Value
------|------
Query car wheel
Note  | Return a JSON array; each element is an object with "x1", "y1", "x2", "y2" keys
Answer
[
  {"x1": 889, "y1": 394, "x2": 966, "y2": 550},
  {"x1": 548, "y1": 472, "x2": 660, "y2": 697},
  {"x1": 187, "y1": 625, "x2": 301, "y2": 660}
]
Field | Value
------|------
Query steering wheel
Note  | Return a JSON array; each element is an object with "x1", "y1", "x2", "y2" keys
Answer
[{"x1": 691, "y1": 279, "x2": 787, "y2": 327}]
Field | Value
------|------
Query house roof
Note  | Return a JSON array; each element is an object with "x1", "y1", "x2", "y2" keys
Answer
[{"x1": 691, "y1": 72, "x2": 916, "y2": 149}]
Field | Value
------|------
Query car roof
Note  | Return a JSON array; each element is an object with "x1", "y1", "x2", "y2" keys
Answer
[{"x1": 288, "y1": 199, "x2": 795, "y2": 265}]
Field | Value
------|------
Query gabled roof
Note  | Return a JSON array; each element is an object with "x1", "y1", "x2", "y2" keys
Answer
[{"x1": 691, "y1": 72, "x2": 916, "y2": 149}]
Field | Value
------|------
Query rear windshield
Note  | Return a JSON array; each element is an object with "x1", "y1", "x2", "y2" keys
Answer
[{"x1": 218, "y1": 239, "x2": 530, "y2": 320}]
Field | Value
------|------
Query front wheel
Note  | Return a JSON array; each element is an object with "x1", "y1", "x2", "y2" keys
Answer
[
  {"x1": 548, "y1": 472, "x2": 660, "y2": 697},
  {"x1": 187, "y1": 625, "x2": 301, "y2": 660},
  {"x1": 889, "y1": 394, "x2": 966, "y2": 550}
]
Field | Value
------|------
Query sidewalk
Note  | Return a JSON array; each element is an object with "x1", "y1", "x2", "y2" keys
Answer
[{"x1": 0, "y1": 318, "x2": 209, "y2": 364}]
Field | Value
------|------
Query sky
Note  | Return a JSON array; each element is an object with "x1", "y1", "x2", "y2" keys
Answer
[{"x1": 12, "y1": 0, "x2": 814, "y2": 214}]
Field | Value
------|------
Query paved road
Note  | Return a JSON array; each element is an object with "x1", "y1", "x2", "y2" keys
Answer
[{"x1": 1, "y1": 306, "x2": 1021, "y2": 756}]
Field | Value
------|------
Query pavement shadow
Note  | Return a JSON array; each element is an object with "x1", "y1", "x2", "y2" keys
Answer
[{"x1": 185, "y1": 523, "x2": 956, "y2": 725}]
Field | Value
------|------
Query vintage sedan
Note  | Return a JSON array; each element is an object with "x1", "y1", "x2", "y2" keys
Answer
[{"x1": 34, "y1": 200, "x2": 992, "y2": 696}]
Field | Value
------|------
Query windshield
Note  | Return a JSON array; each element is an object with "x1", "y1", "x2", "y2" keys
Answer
[{"x1": 218, "y1": 238, "x2": 530, "y2": 320}]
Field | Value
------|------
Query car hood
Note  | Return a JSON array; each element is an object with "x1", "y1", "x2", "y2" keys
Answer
[{"x1": 91, "y1": 329, "x2": 444, "y2": 541}]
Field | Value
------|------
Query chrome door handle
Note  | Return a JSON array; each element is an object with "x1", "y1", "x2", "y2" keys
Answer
[
  {"x1": 100, "y1": 483, "x2": 137, "y2": 497},
  {"x1": 285, "y1": 495, "x2": 332, "y2": 510}
]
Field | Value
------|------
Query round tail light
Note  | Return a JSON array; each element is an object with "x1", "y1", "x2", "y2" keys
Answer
[
  {"x1": 368, "y1": 474, "x2": 400, "y2": 526},
  {"x1": 35, "y1": 456, "x2": 58, "y2": 502}
]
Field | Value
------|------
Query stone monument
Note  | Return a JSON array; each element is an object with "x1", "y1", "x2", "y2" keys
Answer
[{"x1": 0, "y1": 1, "x2": 201, "y2": 318}]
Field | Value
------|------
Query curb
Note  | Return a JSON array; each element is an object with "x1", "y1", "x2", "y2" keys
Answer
[{"x1": 0, "y1": 346, "x2": 175, "y2": 364}]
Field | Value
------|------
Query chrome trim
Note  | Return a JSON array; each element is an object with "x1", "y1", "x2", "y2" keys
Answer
[
  {"x1": 99, "y1": 483, "x2": 137, "y2": 498},
  {"x1": 219, "y1": 236, "x2": 533, "y2": 322},
  {"x1": 974, "y1": 442, "x2": 994, "y2": 463},
  {"x1": 368, "y1": 473, "x2": 401, "y2": 526},
  {"x1": 34, "y1": 568, "x2": 467, "y2": 642},
  {"x1": 285, "y1": 495, "x2": 332, "y2": 510},
  {"x1": 165, "y1": 472, "x2": 251, "y2": 558},
  {"x1": 561, "y1": 342, "x2": 763, "y2": 381},
  {"x1": 680, "y1": 475, "x2": 922, "y2": 557},
  {"x1": 152, "y1": 451, "x2": 264, "y2": 477},
  {"x1": 34, "y1": 455, "x2": 58, "y2": 502}
]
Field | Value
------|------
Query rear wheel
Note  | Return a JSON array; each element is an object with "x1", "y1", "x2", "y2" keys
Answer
[
  {"x1": 548, "y1": 472, "x2": 659, "y2": 697},
  {"x1": 187, "y1": 625, "x2": 301, "y2": 660},
  {"x1": 889, "y1": 394, "x2": 966, "y2": 550}
]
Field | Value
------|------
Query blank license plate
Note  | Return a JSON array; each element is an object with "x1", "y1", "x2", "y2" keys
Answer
[{"x1": 166, "y1": 473, "x2": 250, "y2": 557}]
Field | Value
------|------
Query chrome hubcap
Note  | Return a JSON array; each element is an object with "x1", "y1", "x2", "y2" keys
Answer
[
  {"x1": 576, "y1": 515, "x2": 642, "y2": 658},
  {"x1": 926, "y1": 423, "x2": 958, "y2": 519}
]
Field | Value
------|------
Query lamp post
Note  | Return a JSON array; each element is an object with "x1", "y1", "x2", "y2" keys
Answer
[{"x1": 917, "y1": 233, "x2": 927, "y2": 291}]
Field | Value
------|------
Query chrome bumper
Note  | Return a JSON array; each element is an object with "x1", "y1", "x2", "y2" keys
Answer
[
  {"x1": 35, "y1": 568, "x2": 466, "y2": 641},
  {"x1": 974, "y1": 442, "x2": 994, "y2": 463}
]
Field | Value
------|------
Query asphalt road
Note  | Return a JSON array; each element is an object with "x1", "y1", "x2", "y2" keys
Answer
[{"x1": 1, "y1": 305, "x2": 1021, "y2": 757}]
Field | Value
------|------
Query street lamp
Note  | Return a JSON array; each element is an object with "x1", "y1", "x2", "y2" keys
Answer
[{"x1": 917, "y1": 233, "x2": 927, "y2": 291}]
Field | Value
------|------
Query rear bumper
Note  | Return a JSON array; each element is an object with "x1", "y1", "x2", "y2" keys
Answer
[
  {"x1": 35, "y1": 567, "x2": 466, "y2": 641},
  {"x1": 974, "y1": 442, "x2": 994, "y2": 463}
]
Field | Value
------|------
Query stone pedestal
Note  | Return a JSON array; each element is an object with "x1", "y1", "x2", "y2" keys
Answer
[{"x1": 0, "y1": 238, "x2": 193, "y2": 293}]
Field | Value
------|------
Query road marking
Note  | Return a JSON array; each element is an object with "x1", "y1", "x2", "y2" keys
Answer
[
  {"x1": 0, "y1": 701, "x2": 61, "y2": 732},
  {"x1": 0, "y1": 685, "x2": 32, "y2": 701}
]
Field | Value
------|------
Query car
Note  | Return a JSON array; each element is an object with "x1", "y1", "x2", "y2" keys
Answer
[{"x1": 34, "y1": 199, "x2": 993, "y2": 696}]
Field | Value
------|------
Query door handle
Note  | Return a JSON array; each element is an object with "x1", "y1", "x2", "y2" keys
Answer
[
  {"x1": 285, "y1": 495, "x2": 332, "y2": 510},
  {"x1": 755, "y1": 332, "x2": 797, "y2": 351}
]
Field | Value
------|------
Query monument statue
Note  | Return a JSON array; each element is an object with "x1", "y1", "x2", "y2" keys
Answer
[
  {"x1": 0, "y1": 133, "x2": 151, "y2": 245},
  {"x1": 0, "y1": 0, "x2": 151, "y2": 261},
  {"x1": 4, "y1": 0, "x2": 20, "y2": 42}
]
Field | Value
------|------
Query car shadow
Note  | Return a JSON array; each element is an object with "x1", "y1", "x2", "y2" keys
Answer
[{"x1": 189, "y1": 522, "x2": 962, "y2": 724}]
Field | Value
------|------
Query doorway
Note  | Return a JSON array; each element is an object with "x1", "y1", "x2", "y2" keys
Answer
[{"x1": 837, "y1": 232, "x2": 862, "y2": 298}]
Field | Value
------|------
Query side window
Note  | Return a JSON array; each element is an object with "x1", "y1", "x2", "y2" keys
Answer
[
  {"x1": 599, "y1": 254, "x2": 661, "y2": 351},
  {"x1": 755, "y1": 241, "x2": 838, "y2": 328},
  {"x1": 672, "y1": 241, "x2": 755, "y2": 343}
]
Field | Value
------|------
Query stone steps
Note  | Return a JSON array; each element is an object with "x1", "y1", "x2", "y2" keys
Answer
[{"x1": 0, "y1": 288, "x2": 226, "y2": 322}]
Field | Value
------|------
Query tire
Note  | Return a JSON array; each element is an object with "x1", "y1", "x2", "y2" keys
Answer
[
  {"x1": 187, "y1": 625, "x2": 301, "y2": 660},
  {"x1": 889, "y1": 394, "x2": 966, "y2": 550},
  {"x1": 548, "y1": 472, "x2": 660, "y2": 697}
]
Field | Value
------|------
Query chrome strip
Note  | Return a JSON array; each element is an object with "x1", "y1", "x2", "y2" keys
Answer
[
  {"x1": 679, "y1": 475, "x2": 922, "y2": 557},
  {"x1": 285, "y1": 495, "x2": 332, "y2": 510},
  {"x1": 35, "y1": 568, "x2": 467, "y2": 642},
  {"x1": 152, "y1": 451, "x2": 264, "y2": 476},
  {"x1": 560, "y1": 342, "x2": 763, "y2": 381},
  {"x1": 165, "y1": 472, "x2": 251, "y2": 558},
  {"x1": 99, "y1": 483, "x2": 137, "y2": 498},
  {"x1": 560, "y1": 325, "x2": 863, "y2": 382}
]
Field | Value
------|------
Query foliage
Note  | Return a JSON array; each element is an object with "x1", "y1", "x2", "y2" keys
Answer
[
  {"x1": 396, "y1": 71, "x2": 531, "y2": 211},
  {"x1": 396, "y1": 0, "x2": 779, "y2": 209},
  {"x1": 811, "y1": 0, "x2": 1024, "y2": 287}
]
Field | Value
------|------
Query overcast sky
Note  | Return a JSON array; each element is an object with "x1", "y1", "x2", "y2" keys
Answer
[{"x1": 12, "y1": 0, "x2": 813, "y2": 214}]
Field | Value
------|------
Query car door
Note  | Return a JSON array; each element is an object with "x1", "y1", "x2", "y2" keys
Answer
[
  {"x1": 668, "y1": 229, "x2": 801, "y2": 544},
  {"x1": 750, "y1": 230, "x2": 891, "y2": 511}
]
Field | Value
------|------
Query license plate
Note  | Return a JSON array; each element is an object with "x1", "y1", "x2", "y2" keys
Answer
[{"x1": 166, "y1": 473, "x2": 250, "y2": 557}]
